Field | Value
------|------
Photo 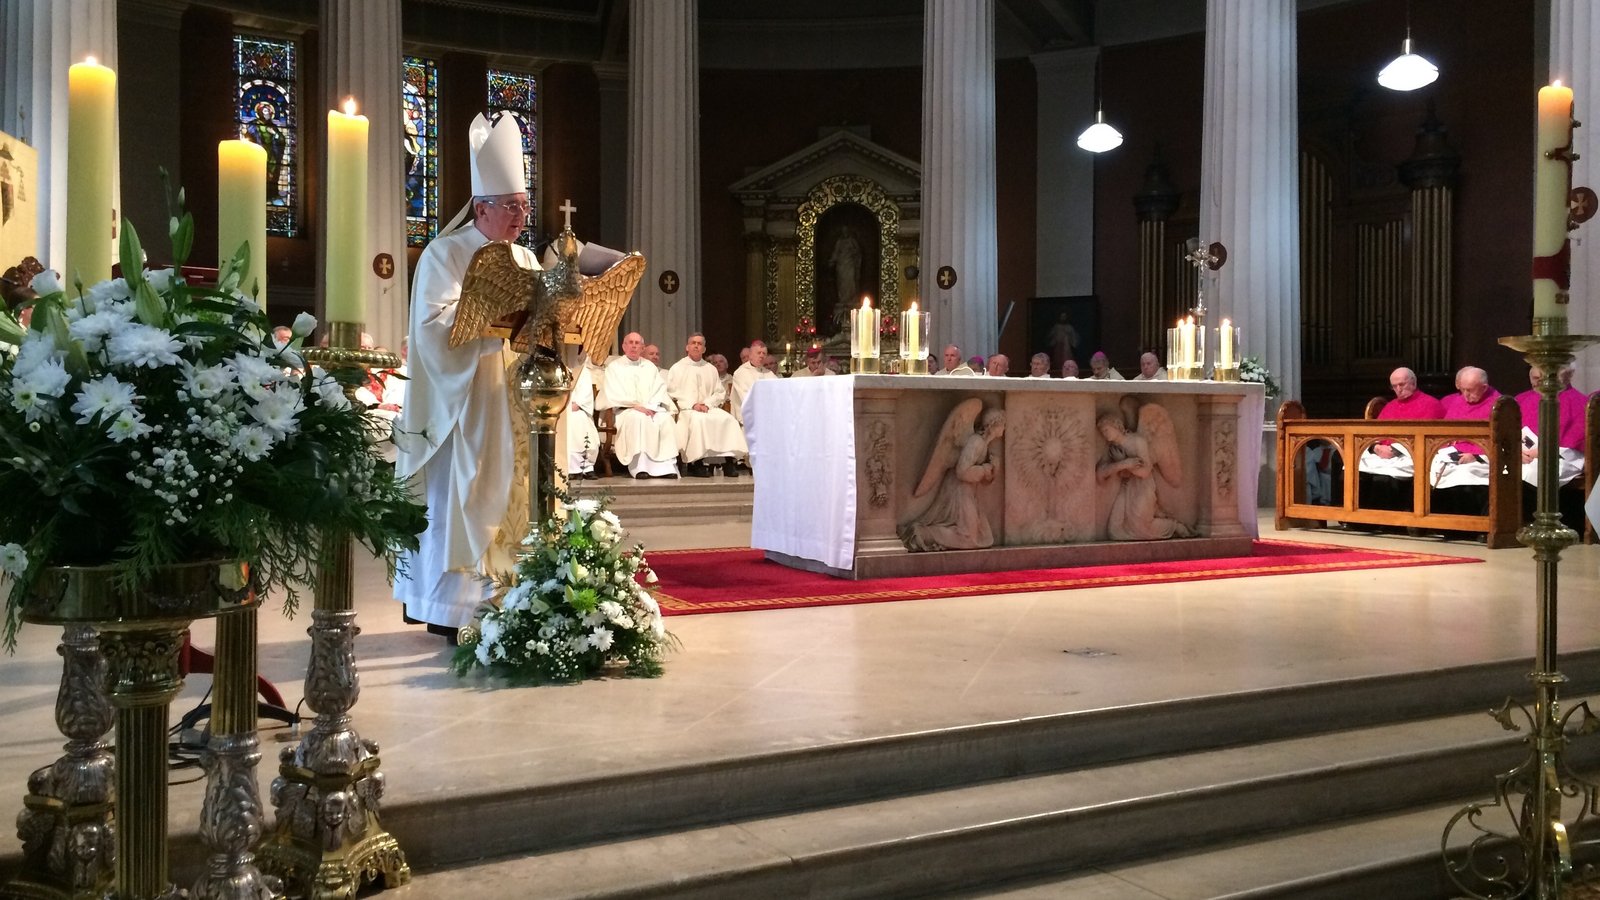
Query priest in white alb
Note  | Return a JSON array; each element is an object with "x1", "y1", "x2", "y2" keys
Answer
[
  {"x1": 394, "y1": 112, "x2": 536, "y2": 642},
  {"x1": 566, "y1": 352, "x2": 607, "y2": 479},
  {"x1": 667, "y1": 332, "x2": 747, "y2": 477},
  {"x1": 729, "y1": 340, "x2": 778, "y2": 426},
  {"x1": 604, "y1": 332, "x2": 680, "y2": 478}
]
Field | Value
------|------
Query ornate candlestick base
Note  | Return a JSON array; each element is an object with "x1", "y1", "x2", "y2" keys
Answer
[
  {"x1": 1442, "y1": 327, "x2": 1600, "y2": 900},
  {"x1": 1169, "y1": 365, "x2": 1203, "y2": 382},
  {"x1": 899, "y1": 357, "x2": 928, "y2": 375},
  {"x1": 1, "y1": 626, "x2": 115, "y2": 900},
  {"x1": 259, "y1": 540, "x2": 408, "y2": 900},
  {"x1": 1211, "y1": 366, "x2": 1240, "y2": 383},
  {"x1": 259, "y1": 320, "x2": 407, "y2": 899},
  {"x1": 516, "y1": 346, "x2": 574, "y2": 531},
  {"x1": 850, "y1": 356, "x2": 881, "y2": 374}
]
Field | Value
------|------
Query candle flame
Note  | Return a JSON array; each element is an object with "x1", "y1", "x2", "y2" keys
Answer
[
  {"x1": 343, "y1": 96, "x2": 358, "y2": 115},
  {"x1": 1222, "y1": 318, "x2": 1230, "y2": 327},
  {"x1": 1555, "y1": 79, "x2": 1564, "y2": 89},
  {"x1": 910, "y1": 301, "x2": 919, "y2": 313},
  {"x1": 861, "y1": 296, "x2": 871, "y2": 309}
]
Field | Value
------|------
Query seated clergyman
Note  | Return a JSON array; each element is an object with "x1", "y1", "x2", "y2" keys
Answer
[
  {"x1": 667, "y1": 332, "x2": 748, "y2": 478},
  {"x1": 603, "y1": 332, "x2": 680, "y2": 479},
  {"x1": 1088, "y1": 351, "x2": 1124, "y2": 380},
  {"x1": 1027, "y1": 353, "x2": 1052, "y2": 378},
  {"x1": 1356, "y1": 367, "x2": 1444, "y2": 510},
  {"x1": 937, "y1": 344, "x2": 976, "y2": 377},
  {"x1": 1428, "y1": 366, "x2": 1501, "y2": 515},
  {"x1": 1131, "y1": 352, "x2": 1167, "y2": 381},
  {"x1": 729, "y1": 339, "x2": 777, "y2": 426},
  {"x1": 1515, "y1": 364, "x2": 1587, "y2": 529},
  {"x1": 791, "y1": 347, "x2": 829, "y2": 377},
  {"x1": 985, "y1": 353, "x2": 1010, "y2": 377}
]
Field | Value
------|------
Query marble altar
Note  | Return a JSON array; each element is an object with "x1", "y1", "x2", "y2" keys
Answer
[{"x1": 744, "y1": 375, "x2": 1265, "y2": 579}]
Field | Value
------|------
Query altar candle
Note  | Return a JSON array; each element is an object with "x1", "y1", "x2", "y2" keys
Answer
[
  {"x1": 855, "y1": 297, "x2": 875, "y2": 358},
  {"x1": 66, "y1": 56, "x2": 116, "y2": 287},
  {"x1": 1534, "y1": 81, "x2": 1575, "y2": 320},
  {"x1": 903, "y1": 301, "x2": 921, "y2": 360},
  {"x1": 218, "y1": 139, "x2": 268, "y2": 308},
  {"x1": 1181, "y1": 316, "x2": 1195, "y2": 367},
  {"x1": 325, "y1": 98, "x2": 369, "y2": 325},
  {"x1": 1220, "y1": 318, "x2": 1233, "y2": 367}
]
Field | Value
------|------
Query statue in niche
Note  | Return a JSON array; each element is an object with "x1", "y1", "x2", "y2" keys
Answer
[
  {"x1": 898, "y1": 398, "x2": 1006, "y2": 551},
  {"x1": 827, "y1": 226, "x2": 863, "y2": 333},
  {"x1": 1096, "y1": 397, "x2": 1195, "y2": 540},
  {"x1": 1014, "y1": 406, "x2": 1091, "y2": 543}
]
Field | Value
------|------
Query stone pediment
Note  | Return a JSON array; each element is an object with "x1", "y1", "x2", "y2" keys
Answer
[{"x1": 730, "y1": 130, "x2": 921, "y2": 202}]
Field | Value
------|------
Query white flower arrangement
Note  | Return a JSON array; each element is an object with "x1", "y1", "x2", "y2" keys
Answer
[
  {"x1": 1238, "y1": 355, "x2": 1281, "y2": 399},
  {"x1": 452, "y1": 490, "x2": 674, "y2": 683},
  {"x1": 0, "y1": 182, "x2": 427, "y2": 647}
]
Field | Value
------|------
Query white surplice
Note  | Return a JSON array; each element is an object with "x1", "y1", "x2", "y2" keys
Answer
[
  {"x1": 604, "y1": 355, "x2": 680, "y2": 476},
  {"x1": 666, "y1": 357, "x2": 748, "y2": 463},
  {"x1": 729, "y1": 361, "x2": 777, "y2": 425},
  {"x1": 567, "y1": 361, "x2": 602, "y2": 474},
  {"x1": 393, "y1": 223, "x2": 539, "y2": 627}
]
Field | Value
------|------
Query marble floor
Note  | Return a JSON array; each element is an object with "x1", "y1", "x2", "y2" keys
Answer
[{"x1": 0, "y1": 514, "x2": 1594, "y2": 865}]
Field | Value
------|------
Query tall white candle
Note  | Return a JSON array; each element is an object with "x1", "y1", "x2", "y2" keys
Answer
[
  {"x1": 1534, "y1": 81, "x2": 1575, "y2": 320},
  {"x1": 66, "y1": 57, "x2": 116, "y2": 287},
  {"x1": 325, "y1": 98, "x2": 369, "y2": 325},
  {"x1": 1220, "y1": 318, "x2": 1233, "y2": 367}
]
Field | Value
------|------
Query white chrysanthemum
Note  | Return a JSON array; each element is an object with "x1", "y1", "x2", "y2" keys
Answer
[
  {"x1": 107, "y1": 409, "x2": 153, "y2": 443},
  {"x1": 599, "y1": 511, "x2": 620, "y2": 528},
  {"x1": 598, "y1": 600, "x2": 625, "y2": 621},
  {"x1": 540, "y1": 578, "x2": 560, "y2": 594},
  {"x1": 474, "y1": 642, "x2": 492, "y2": 665},
  {"x1": 572, "y1": 497, "x2": 600, "y2": 516},
  {"x1": 85, "y1": 278, "x2": 133, "y2": 309},
  {"x1": 231, "y1": 353, "x2": 287, "y2": 396},
  {"x1": 68, "y1": 305, "x2": 137, "y2": 352},
  {"x1": 291, "y1": 312, "x2": 317, "y2": 338},
  {"x1": 71, "y1": 375, "x2": 139, "y2": 424},
  {"x1": 247, "y1": 383, "x2": 305, "y2": 437},
  {"x1": 480, "y1": 616, "x2": 503, "y2": 646},
  {"x1": 532, "y1": 641, "x2": 550, "y2": 656},
  {"x1": 183, "y1": 363, "x2": 235, "y2": 400},
  {"x1": 650, "y1": 616, "x2": 665, "y2": 639},
  {"x1": 589, "y1": 628, "x2": 614, "y2": 652},
  {"x1": 29, "y1": 270, "x2": 62, "y2": 296},
  {"x1": 566, "y1": 636, "x2": 589, "y2": 654},
  {"x1": 579, "y1": 610, "x2": 603, "y2": 629},
  {"x1": 144, "y1": 268, "x2": 176, "y2": 294},
  {"x1": 230, "y1": 425, "x2": 275, "y2": 461},
  {"x1": 0, "y1": 542, "x2": 28, "y2": 577},
  {"x1": 107, "y1": 324, "x2": 183, "y2": 369},
  {"x1": 311, "y1": 372, "x2": 351, "y2": 411},
  {"x1": 502, "y1": 582, "x2": 534, "y2": 612},
  {"x1": 12, "y1": 333, "x2": 62, "y2": 379}
]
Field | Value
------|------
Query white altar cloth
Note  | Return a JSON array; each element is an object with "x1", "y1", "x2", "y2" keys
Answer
[{"x1": 745, "y1": 375, "x2": 1264, "y2": 574}]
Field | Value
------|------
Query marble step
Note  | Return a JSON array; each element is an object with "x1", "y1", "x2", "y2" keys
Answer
[
  {"x1": 392, "y1": 702, "x2": 1600, "y2": 899},
  {"x1": 370, "y1": 651, "x2": 1600, "y2": 872},
  {"x1": 574, "y1": 474, "x2": 754, "y2": 525}
]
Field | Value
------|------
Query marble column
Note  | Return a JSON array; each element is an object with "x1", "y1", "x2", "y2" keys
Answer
[
  {"x1": 1551, "y1": 3, "x2": 1600, "y2": 388},
  {"x1": 625, "y1": 0, "x2": 701, "y2": 355},
  {"x1": 1, "y1": 0, "x2": 120, "y2": 277},
  {"x1": 1199, "y1": 0, "x2": 1301, "y2": 402},
  {"x1": 921, "y1": 0, "x2": 999, "y2": 358},
  {"x1": 1031, "y1": 46, "x2": 1098, "y2": 298},
  {"x1": 321, "y1": 0, "x2": 407, "y2": 352}
]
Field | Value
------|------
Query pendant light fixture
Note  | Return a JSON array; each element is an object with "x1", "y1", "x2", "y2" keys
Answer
[
  {"x1": 1077, "y1": 52, "x2": 1123, "y2": 153},
  {"x1": 1377, "y1": 0, "x2": 1438, "y2": 92}
]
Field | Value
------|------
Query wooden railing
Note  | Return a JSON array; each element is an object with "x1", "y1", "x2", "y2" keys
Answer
[{"x1": 1274, "y1": 396, "x2": 1523, "y2": 549}]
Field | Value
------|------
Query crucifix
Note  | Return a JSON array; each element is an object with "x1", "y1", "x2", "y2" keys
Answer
[
  {"x1": 1184, "y1": 239, "x2": 1227, "y2": 319},
  {"x1": 559, "y1": 198, "x2": 577, "y2": 232}
]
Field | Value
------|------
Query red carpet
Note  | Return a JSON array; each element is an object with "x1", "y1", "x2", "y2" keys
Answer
[{"x1": 646, "y1": 539, "x2": 1482, "y2": 615}]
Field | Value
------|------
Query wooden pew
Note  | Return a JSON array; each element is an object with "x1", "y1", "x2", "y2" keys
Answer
[
  {"x1": 1275, "y1": 396, "x2": 1523, "y2": 548},
  {"x1": 1588, "y1": 394, "x2": 1600, "y2": 544}
]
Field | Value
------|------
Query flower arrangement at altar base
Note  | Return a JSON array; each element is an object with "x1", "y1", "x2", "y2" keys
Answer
[
  {"x1": 451, "y1": 491, "x2": 675, "y2": 685},
  {"x1": 0, "y1": 178, "x2": 428, "y2": 648},
  {"x1": 1238, "y1": 355, "x2": 1281, "y2": 399}
]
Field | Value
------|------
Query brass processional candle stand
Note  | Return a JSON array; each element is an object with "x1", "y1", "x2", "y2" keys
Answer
[
  {"x1": 515, "y1": 337, "x2": 580, "y2": 532},
  {"x1": 1441, "y1": 318, "x2": 1600, "y2": 898},
  {"x1": 257, "y1": 321, "x2": 410, "y2": 898}
]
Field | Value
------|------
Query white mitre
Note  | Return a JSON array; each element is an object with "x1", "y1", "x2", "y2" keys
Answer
[{"x1": 439, "y1": 112, "x2": 526, "y2": 235}]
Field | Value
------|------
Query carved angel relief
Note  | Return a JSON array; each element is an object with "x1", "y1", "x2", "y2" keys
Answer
[
  {"x1": 897, "y1": 398, "x2": 1006, "y2": 552},
  {"x1": 450, "y1": 226, "x2": 646, "y2": 360},
  {"x1": 1096, "y1": 396, "x2": 1195, "y2": 540}
]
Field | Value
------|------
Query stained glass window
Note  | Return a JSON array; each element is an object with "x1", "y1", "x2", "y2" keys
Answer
[
  {"x1": 403, "y1": 55, "x2": 439, "y2": 247},
  {"x1": 234, "y1": 35, "x2": 299, "y2": 237},
  {"x1": 487, "y1": 69, "x2": 538, "y2": 247}
]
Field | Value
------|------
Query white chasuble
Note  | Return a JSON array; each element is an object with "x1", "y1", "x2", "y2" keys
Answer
[
  {"x1": 604, "y1": 355, "x2": 680, "y2": 476},
  {"x1": 667, "y1": 357, "x2": 748, "y2": 462},
  {"x1": 729, "y1": 361, "x2": 777, "y2": 425},
  {"x1": 394, "y1": 223, "x2": 540, "y2": 627},
  {"x1": 567, "y1": 361, "x2": 602, "y2": 474}
]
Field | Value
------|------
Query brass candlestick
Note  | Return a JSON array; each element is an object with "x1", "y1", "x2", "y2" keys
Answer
[
  {"x1": 259, "y1": 320, "x2": 409, "y2": 899},
  {"x1": 515, "y1": 345, "x2": 575, "y2": 530},
  {"x1": 1442, "y1": 320, "x2": 1600, "y2": 899}
]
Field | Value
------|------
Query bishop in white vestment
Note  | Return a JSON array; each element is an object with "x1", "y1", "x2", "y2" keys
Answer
[
  {"x1": 604, "y1": 332, "x2": 680, "y2": 478},
  {"x1": 667, "y1": 333, "x2": 748, "y2": 476},
  {"x1": 729, "y1": 341, "x2": 778, "y2": 426},
  {"x1": 394, "y1": 112, "x2": 536, "y2": 636}
]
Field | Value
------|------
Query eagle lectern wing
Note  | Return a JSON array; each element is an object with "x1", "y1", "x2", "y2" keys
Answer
[
  {"x1": 554, "y1": 251, "x2": 646, "y2": 359},
  {"x1": 450, "y1": 241, "x2": 535, "y2": 349}
]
